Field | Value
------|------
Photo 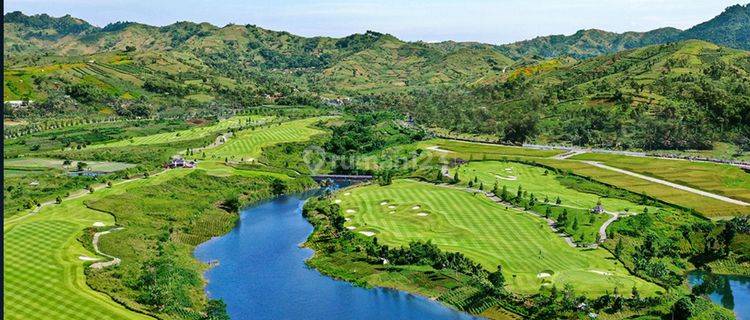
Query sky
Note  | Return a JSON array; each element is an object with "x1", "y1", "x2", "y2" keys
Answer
[{"x1": 4, "y1": 0, "x2": 746, "y2": 44}]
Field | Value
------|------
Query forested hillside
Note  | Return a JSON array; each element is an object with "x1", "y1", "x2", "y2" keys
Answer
[{"x1": 4, "y1": 5, "x2": 750, "y2": 152}]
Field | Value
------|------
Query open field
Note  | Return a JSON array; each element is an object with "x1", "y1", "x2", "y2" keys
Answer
[
  {"x1": 534, "y1": 158, "x2": 750, "y2": 218},
  {"x1": 4, "y1": 158, "x2": 136, "y2": 173},
  {"x1": 338, "y1": 179, "x2": 662, "y2": 295},
  {"x1": 3, "y1": 170, "x2": 190, "y2": 320},
  {"x1": 90, "y1": 115, "x2": 271, "y2": 149},
  {"x1": 204, "y1": 117, "x2": 328, "y2": 161},
  {"x1": 570, "y1": 153, "x2": 750, "y2": 203}
]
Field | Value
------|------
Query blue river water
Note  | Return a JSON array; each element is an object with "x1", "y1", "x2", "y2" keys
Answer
[
  {"x1": 194, "y1": 189, "x2": 481, "y2": 320},
  {"x1": 687, "y1": 271, "x2": 750, "y2": 320}
]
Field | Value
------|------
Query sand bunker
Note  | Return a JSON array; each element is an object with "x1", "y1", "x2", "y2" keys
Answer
[
  {"x1": 92, "y1": 222, "x2": 105, "y2": 227},
  {"x1": 344, "y1": 192, "x2": 351, "y2": 196},
  {"x1": 345, "y1": 209, "x2": 356, "y2": 213},
  {"x1": 495, "y1": 175, "x2": 518, "y2": 181},
  {"x1": 359, "y1": 231, "x2": 375, "y2": 237},
  {"x1": 388, "y1": 205, "x2": 396, "y2": 209},
  {"x1": 417, "y1": 213, "x2": 429, "y2": 217},
  {"x1": 537, "y1": 272, "x2": 552, "y2": 278},
  {"x1": 411, "y1": 206, "x2": 421, "y2": 210},
  {"x1": 426, "y1": 146, "x2": 454, "y2": 153},
  {"x1": 589, "y1": 270, "x2": 612, "y2": 276},
  {"x1": 334, "y1": 199, "x2": 342, "y2": 204},
  {"x1": 389, "y1": 211, "x2": 395, "y2": 214},
  {"x1": 79, "y1": 256, "x2": 100, "y2": 261},
  {"x1": 345, "y1": 218, "x2": 351, "y2": 222},
  {"x1": 505, "y1": 168, "x2": 512, "y2": 171},
  {"x1": 346, "y1": 226, "x2": 357, "y2": 230},
  {"x1": 380, "y1": 201, "x2": 388, "y2": 206}
]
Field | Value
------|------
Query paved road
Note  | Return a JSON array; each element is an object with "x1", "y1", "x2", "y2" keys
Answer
[{"x1": 583, "y1": 161, "x2": 750, "y2": 206}]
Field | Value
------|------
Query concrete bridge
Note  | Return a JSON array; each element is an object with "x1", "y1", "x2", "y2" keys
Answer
[{"x1": 311, "y1": 174, "x2": 373, "y2": 181}]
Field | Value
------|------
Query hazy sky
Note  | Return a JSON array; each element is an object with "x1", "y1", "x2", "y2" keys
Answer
[{"x1": 4, "y1": 0, "x2": 746, "y2": 44}]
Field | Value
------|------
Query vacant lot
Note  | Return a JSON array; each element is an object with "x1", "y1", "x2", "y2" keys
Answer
[{"x1": 338, "y1": 179, "x2": 662, "y2": 296}]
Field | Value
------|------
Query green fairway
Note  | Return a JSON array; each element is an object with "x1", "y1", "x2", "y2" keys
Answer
[
  {"x1": 3, "y1": 170, "x2": 190, "y2": 320},
  {"x1": 204, "y1": 117, "x2": 328, "y2": 161},
  {"x1": 416, "y1": 139, "x2": 564, "y2": 159},
  {"x1": 338, "y1": 179, "x2": 662, "y2": 296},
  {"x1": 453, "y1": 161, "x2": 659, "y2": 213},
  {"x1": 90, "y1": 115, "x2": 272, "y2": 149},
  {"x1": 570, "y1": 153, "x2": 750, "y2": 203}
]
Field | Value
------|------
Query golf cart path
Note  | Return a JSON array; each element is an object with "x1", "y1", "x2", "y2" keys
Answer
[
  {"x1": 582, "y1": 161, "x2": 750, "y2": 206},
  {"x1": 598, "y1": 212, "x2": 619, "y2": 242},
  {"x1": 90, "y1": 228, "x2": 124, "y2": 269}
]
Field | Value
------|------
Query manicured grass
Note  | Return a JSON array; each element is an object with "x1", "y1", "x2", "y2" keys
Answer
[
  {"x1": 90, "y1": 115, "x2": 271, "y2": 149},
  {"x1": 3, "y1": 170, "x2": 189, "y2": 320},
  {"x1": 451, "y1": 161, "x2": 660, "y2": 243},
  {"x1": 534, "y1": 158, "x2": 750, "y2": 218},
  {"x1": 338, "y1": 179, "x2": 662, "y2": 296},
  {"x1": 204, "y1": 117, "x2": 328, "y2": 161},
  {"x1": 4, "y1": 158, "x2": 136, "y2": 173},
  {"x1": 416, "y1": 139, "x2": 564, "y2": 159},
  {"x1": 570, "y1": 153, "x2": 750, "y2": 203}
]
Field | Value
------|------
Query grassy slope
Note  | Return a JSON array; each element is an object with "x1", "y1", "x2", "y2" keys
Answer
[
  {"x1": 2, "y1": 117, "x2": 328, "y2": 320},
  {"x1": 204, "y1": 117, "x2": 328, "y2": 161},
  {"x1": 339, "y1": 179, "x2": 662, "y2": 296},
  {"x1": 3, "y1": 169, "x2": 189, "y2": 320},
  {"x1": 570, "y1": 153, "x2": 750, "y2": 203}
]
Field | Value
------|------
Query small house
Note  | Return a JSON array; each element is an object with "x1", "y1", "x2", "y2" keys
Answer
[
  {"x1": 592, "y1": 204, "x2": 605, "y2": 214},
  {"x1": 166, "y1": 158, "x2": 196, "y2": 169}
]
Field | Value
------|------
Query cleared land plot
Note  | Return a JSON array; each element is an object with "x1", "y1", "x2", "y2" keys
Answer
[
  {"x1": 339, "y1": 179, "x2": 662, "y2": 296},
  {"x1": 90, "y1": 116, "x2": 271, "y2": 149},
  {"x1": 4, "y1": 158, "x2": 136, "y2": 173},
  {"x1": 535, "y1": 158, "x2": 750, "y2": 218},
  {"x1": 204, "y1": 117, "x2": 327, "y2": 161},
  {"x1": 570, "y1": 153, "x2": 750, "y2": 203},
  {"x1": 417, "y1": 139, "x2": 564, "y2": 159}
]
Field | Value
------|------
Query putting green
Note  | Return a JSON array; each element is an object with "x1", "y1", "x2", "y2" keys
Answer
[{"x1": 339, "y1": 179, "x2": 662, "y2": 296}]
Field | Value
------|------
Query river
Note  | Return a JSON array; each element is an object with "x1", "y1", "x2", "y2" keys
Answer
[
  {"x1": 687, "y1": 271, "x2": 750, "y2": 320},
  {"x1": 194, "y1": 187, "x2": 480, "y2": 320}
]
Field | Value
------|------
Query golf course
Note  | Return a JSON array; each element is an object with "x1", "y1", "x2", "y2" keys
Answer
[{"x1": 337, "y1": 179, "x2": 663, "y2": 295}]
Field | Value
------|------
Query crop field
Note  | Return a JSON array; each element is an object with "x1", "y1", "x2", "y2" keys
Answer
[
  {"x1": 570, "y1": 153, "x2": 750, "y2": 203},
  {"x1": 416, "y1": 139, "x2": 564, "y2": 159},
  {"x1": 90, "y1": 115, "x2": 272, "y2": 149},
  {"x1": 204, "y1": 117, "x2": 328, "y2": 161},
  {"x1": 535, "y1": 158, "x2": 750, "y2": 218},
  {"x1": 4, "y1": 158, "x2": 136, "y2": 173},
  {"x1": 338, "y1": 179, "x2": 662, "y2": 295},
  {"x1": 3, "y1": 169, "x2": 189, "y2": 320}
]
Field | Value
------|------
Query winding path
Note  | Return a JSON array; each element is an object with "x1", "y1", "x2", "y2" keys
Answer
[
  {"x1": 90, "y1": 228, "x2": 124, "y2": 269},
  {"x1": 582, "y1": 161, "x2": 750, "y2": 206},
  {"x1": 598, "y1": 212, "x2": 620, "y2": 242}
]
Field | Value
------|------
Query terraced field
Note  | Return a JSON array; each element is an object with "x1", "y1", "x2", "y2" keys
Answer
[
  {"x1": 3, "y1": 170, "x2": 190, "y2": 320},
  {"x1": 90, "y1": 115, "x2": 271, "y2": 149},
  {"x1": 338, "y1": 179, "x2": 662, "y2": 296},
  {"x1": 570, "y1": 153, "x2": 750, "y2": 203},
  {"x1": 204, "y1": 117, "x2": 328, "y2": 161}
]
